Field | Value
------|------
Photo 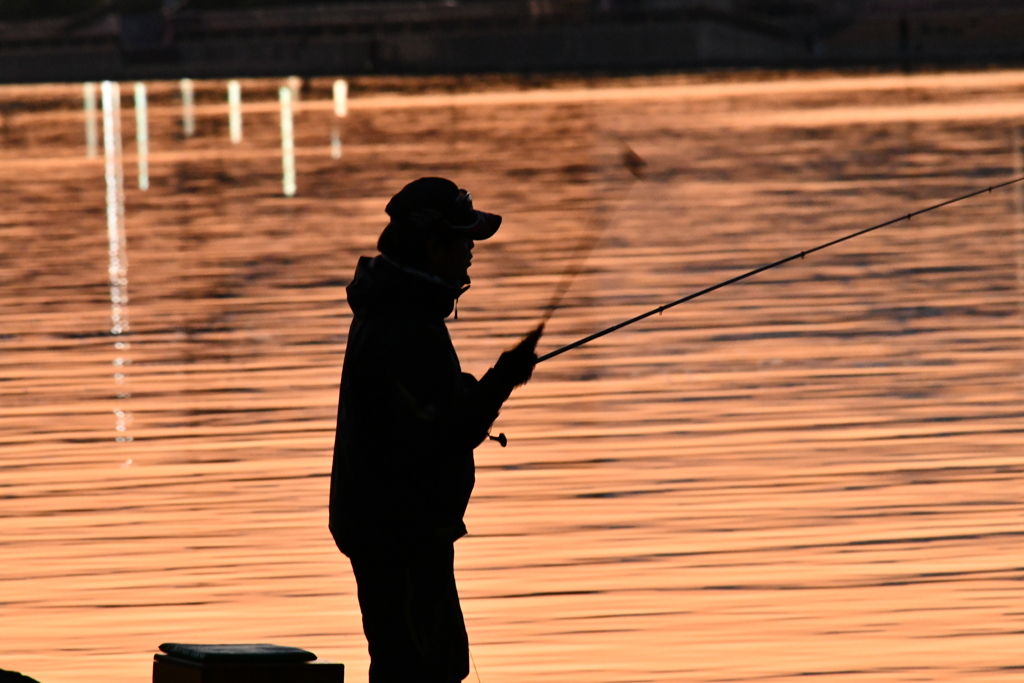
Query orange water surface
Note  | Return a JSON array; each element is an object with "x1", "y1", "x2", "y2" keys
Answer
[{"x1": 1, "y1": 69, "x2": 1023, "y2": 683}]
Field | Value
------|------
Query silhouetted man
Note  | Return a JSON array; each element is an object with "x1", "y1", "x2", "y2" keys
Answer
[{"x1": 330, "y1": 178, "x2": 541, "y2": 683}]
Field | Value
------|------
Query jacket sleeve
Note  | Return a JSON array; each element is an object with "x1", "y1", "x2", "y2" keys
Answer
[
  {"x1": 457, "y1": 372, "x2": 503, "y2": 448},
  {"x1": 337, "y1": 313, "x2": 524, "y2": 550},
  {"x1": 364, "y1": 322, "x2": 517, "y2": 454},
  {"x1": 338, "y1": 318, "x2": 468, "y2": 545},
  {"x1": 382, "y1": 363, "x2": 509, "y2": 453},
  {"x1": 461, "y1": 365, "x2": 521, "y2": 446}
]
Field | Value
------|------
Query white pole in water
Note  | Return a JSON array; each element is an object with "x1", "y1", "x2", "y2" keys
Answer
[
  {"x1": 228, "y1": 79, "x2": 242, "y2": 144},
  {"x1": 331, "y1": 78, "x2": 348, "y2": 159},
  {"x1": 280, "y1": 86, "x2": 296, "y2": 197},
  {"x1": 102, "y1": 80, "x2": 132, "y2": 442},
  {"x1": 84, "y1": 82, "x2": 98, "y2": 158},
  {"x1": 133, "y1": 82, "x2": 149, "y2": 190},
  {"x1": 333, "y1": 78, "x2": 348, "y2": 117},
  {"x1": 1014, "y1": 127, "x2": 1024, "y2": 325},
  {"x1": 180, "y1": 78, "x2": 195, "y2": 137},
  {"x1": 286, "y1": 75, "x2": 302, "y2": 102}
]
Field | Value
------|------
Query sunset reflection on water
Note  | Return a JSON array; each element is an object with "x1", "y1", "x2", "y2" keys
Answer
[{"x1": 1, "y1": 70, "x2": 1023, "y2": 683}]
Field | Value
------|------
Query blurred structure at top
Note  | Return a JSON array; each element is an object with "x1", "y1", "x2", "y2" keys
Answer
[{"x1": 1, "y1": 0, "x2": 1023, "y2": 81}]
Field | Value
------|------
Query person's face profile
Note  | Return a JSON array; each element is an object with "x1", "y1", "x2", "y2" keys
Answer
[{"x1": 427, "y1": 236, "x2": 474, "y2": 286}]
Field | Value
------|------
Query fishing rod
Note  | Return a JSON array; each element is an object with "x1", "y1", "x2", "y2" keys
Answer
[{"x1": 537, "y1": 174, "x2": 1024, "y2": 364}]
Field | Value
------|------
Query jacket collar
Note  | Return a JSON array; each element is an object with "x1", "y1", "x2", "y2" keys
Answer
[
  {"x1": 379, "y1": 254, "x2": 470, "y2": 301},
  {"x1": 347, "y1": 254, "x2": 467, "y2": 321}
]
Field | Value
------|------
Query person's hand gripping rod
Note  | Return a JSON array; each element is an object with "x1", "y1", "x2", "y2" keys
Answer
[{"x1": 487, "y1": 323, "x2": 543, "y2": 446}]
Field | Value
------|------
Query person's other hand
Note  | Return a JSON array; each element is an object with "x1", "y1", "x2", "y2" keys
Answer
[{"x1": 494, "y1": 324, "x2": 544, "y2": 388}]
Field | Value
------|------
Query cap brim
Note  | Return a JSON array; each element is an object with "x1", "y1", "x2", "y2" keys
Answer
[{"x1": 450, "y1": 211, "x2": 501, "y2": 240}]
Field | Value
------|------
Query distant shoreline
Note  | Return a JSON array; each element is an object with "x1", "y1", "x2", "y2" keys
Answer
[{"x1": 1, "y1": 1, "x2": 1024, "y2": 83}]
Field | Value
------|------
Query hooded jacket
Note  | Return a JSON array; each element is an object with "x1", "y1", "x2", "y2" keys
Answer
[{"x1": 330, "y1": 255, "x2": 513, "y2": 558}]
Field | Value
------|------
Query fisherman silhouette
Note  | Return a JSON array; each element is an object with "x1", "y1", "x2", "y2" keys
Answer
[{"x1": 330, "y1": 178, "x2": 542, "y2": 683}]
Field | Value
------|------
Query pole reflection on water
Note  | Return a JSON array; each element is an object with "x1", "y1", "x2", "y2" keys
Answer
[
  {"x1": 1, "y1": 71, "x2": 1024, "y2": 683},
  {"x1": 1014, "y1": 127, "x2": 1024, "y2": 325},
  {"x1": 101, "y1": 80, "x2": 132, "y2": 443}
]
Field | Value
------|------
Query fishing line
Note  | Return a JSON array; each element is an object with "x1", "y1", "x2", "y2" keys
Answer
[
  {"x1": 540, "y1": 140, "x2": 647, "y2": 325},
  {"x1": 469, "y1": 645, "x2": 483, "y2": 683},
  {"x1": 486, "y1": 142, "x2": 646, "y2": 448},
  {"x1": 539, "y1": 214, "x2": 607, "y2": 327},
  {"x1": 538, "y1": 173, "x2": 1024, "y2": 363}
]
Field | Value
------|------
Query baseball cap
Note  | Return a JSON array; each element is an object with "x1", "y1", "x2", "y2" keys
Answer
[{"x1": 384, "y1": 177, "x2": 501, "y2": 240}]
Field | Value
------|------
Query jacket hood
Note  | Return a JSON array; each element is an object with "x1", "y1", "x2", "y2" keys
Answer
[{"x1": 347, "y1": 255, "x2": 467, "y2": 320}]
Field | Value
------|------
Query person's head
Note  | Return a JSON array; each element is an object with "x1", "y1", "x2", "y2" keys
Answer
[{"x1": 377, "y1": 178, "x2": 501, "y2": 285}]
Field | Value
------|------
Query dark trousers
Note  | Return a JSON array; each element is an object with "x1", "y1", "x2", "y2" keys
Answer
[{"x1": 349, "y1": 543, "x2": 470, "y2": 683}]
